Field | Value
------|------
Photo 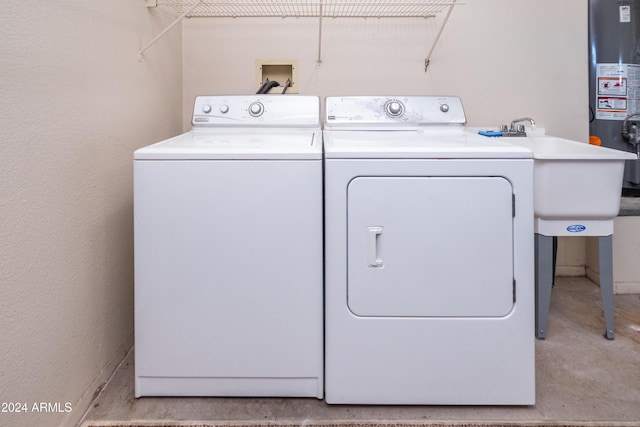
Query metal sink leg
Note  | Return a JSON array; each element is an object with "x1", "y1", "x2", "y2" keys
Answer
[
  {"x1": 535, "y1": 233, "x2": 615, "y2": 340},
  {"x1": 535, "y1": 234, "x2": 554, "y2": 339},
  {"x1": 599, "y1": 235, "x2": 615, "y2": 340}
]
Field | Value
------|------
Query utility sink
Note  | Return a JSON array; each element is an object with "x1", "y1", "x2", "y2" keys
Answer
[{"x1": 501, "y1": 136, "x2": 637, "y2": 236}]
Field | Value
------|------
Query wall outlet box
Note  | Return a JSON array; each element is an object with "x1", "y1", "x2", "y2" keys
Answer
[{"x1": 256, "y1": 59, "x2": 299, "y2": 94}]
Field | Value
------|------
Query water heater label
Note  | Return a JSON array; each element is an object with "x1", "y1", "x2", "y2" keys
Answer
[
  {"x1": 596, "y1": 63, "x2": 640, "y2": 120},
  {"x1": 620, "y1": 6, "x2": 631, "y2": 23}
]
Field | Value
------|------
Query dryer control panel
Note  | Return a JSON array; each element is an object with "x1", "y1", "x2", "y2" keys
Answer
[
  {"x1": 192, "y1": 95, "x2": 320, "y2": 128},
  {"x1": 325, "y1": 96, "x2": 466, "y2": 129}
]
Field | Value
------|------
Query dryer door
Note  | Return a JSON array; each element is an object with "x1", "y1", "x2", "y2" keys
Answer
[{"x1": 347, "y1": 176, "x2": 514, "y2": 317}]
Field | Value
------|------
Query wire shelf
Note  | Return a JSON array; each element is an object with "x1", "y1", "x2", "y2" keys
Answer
[
  {"x1": 141, "y1": 0, "x2": 459, "y2": 68},
  {"x1": 156, "y1": 1, "x2": 456, "y2": 18}
]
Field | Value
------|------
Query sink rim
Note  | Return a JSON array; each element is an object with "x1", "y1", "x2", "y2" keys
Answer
[{"x1": 500, "y1": 136, "x2": 637, "y2": 160}]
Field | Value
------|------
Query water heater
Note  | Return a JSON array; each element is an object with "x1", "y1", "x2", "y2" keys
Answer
[{"x1": 589, "y1": 0, "x2": 640, "y2": 194}]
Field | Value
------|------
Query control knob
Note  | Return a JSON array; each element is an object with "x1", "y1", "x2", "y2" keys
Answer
[
  {"x1": 440, "y1": 104, "x2": 450, "y2": 113},
  {"x1": 385, "y1": 100, "x2": 404, "y2": 117},
  {"x1": 202, "y1": 104, "x2": 212, "y2": 114},
  {"x1": 249, "y1": 102, "x2": 264, "y2": 117},
  {"x1": 220, "y1": 104, "x2": 229, "y2": 114}
]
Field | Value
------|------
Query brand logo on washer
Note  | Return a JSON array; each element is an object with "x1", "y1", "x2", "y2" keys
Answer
[{"x1": 567, "y1": 224, "x2": 586, "y2": 233}]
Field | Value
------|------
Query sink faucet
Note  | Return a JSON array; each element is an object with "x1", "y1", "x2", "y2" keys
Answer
[
  {"x1": 621, "y1": 112, "x2": 640, "y2": 155},
  {"x1": 510, "y1": 117, "x2": 536, "y2": 131},
  {"x1": 499, "y1": 117, "x2": 536, "y2": 137}
]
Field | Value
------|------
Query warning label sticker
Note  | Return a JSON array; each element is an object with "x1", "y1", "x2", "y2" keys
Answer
[
  {"x1": 598, "y1": 97, "x2": 627, "y2": 114},
  {"x1": 620, "y1": 5, "x2": 631, "y2": 23},
  {"x1": 598, "y1": 77, "x2": 627, "y2": 96},
  {"x1": 596, "y1": 63, "x2": 640, "y2": 120}
]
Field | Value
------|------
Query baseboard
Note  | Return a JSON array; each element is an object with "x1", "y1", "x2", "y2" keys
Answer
[
  {"x1": 584, "y1": 266, "x2": 640, "y2": 294},
  {"x1": 555, "y1": 266, "x2": 585, "y2": 277},
  {"x1": 585, "y1": 266, "x2": 599, "y2": 287},
  {"x1": 613, "y1": 281, "x2": 640, "y2": 294},
  {"x1": 63, "y1": 329, "x2": 134, "y2": 427}
]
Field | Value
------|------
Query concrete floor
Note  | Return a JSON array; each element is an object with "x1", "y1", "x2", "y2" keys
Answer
[{"x1": 81, "y1": 277, "x2": 640, "y2": 426}]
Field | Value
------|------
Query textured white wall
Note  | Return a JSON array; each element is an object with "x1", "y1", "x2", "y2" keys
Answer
[
  {"x1": 0, "y1": 3, "x2": 182, "y2": 427},
  {"x1": 182, "y1": 0, "x2": 590, "y2": 269}
]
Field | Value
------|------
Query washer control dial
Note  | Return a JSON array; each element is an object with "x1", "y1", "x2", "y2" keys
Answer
[
  {"x1": 440, "y1": 104, "x2": 450, "y2": 113},
  {"x1": 220, "y1": 104, "x2": 229, "y2": 114},
  {"x1": 385, "y1": 100, "x2": 405, "y2": 117},
  {"x1": 202, "y1": 104, "x2": 212, "y2": 114},
  {"x1": 249, "y1": 102, "x2": 264, "y2": 117}
]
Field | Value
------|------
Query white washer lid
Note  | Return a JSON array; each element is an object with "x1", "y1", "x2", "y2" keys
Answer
[
  {"x1": 135, "y1": 129, "x2": 322, "y2": 160},
  {"x1": 323, "y1": 128, "x2": 533, "y2": 159}
]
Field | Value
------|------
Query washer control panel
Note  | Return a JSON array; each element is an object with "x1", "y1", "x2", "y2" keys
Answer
[
  {"x1": 192, "y1": 96, "x2": 320, "y2": 127},
  {"x1": 325, "y1": 96, "x2": 466, "y2": 128}
]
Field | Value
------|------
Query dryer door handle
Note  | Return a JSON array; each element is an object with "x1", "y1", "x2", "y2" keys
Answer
[{"x1": 367, "y1": 227, "x2": 384, "y2": 268}]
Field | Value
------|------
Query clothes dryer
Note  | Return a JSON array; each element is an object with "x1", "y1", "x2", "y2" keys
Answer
[
  {"x1": 323, "y1": 96, "x2": 535, "y2": 404},
  {"x1": 134, "y1": 95, "x2": 323, "y2": 398}
]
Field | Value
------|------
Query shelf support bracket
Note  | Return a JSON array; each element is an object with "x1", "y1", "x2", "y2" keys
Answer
[
  {"x1": 317, "y1": 0, "x2": 324, "y2": 65},
  {"x1": 424, "y1": 0, "x2": 457, "y2": 72},
  {"x1": 138, "y1": 0, "x2": 203, "y2": 61}
]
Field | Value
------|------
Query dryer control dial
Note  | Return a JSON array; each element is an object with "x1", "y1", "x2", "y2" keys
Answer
[
  {"x1": 440, "y1": 104, "x2": 450, "y2": 113},
  {"x1": 249, "y1": 102, "x2": 264, "y2": 117},
  {"x1": 202, "y1": 104, "x2": 212, "y2": 114},
  {"x1": 385, "y1": 100, "x2": 405, "y2": 117},
  {"x1": 220, "y1": 104, "x2": 229, "y2": 114}
]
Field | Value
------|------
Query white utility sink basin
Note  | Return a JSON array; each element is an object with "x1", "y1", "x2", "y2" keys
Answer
[{"x1": 501, "y1": 136, "x2": 637, "y2": 236}]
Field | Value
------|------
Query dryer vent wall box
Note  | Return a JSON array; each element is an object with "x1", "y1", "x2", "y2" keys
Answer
[
  {"x1": 133, "y1": 96, "x2": 323, "y2": 398},
  {"x1": 323, "y1": 96, "x2": 536, "y2": 405},
  {"x1": 256, "y1": 59, "x2": 298, "y2": 94}
]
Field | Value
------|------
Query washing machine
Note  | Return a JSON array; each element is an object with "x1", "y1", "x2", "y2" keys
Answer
[
  {"x1": 323, "y1": 96, "x2": 536, "y2": 405},
  {"x1": 134, "y1": 95, "x2": 323, "y2": 398}
]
